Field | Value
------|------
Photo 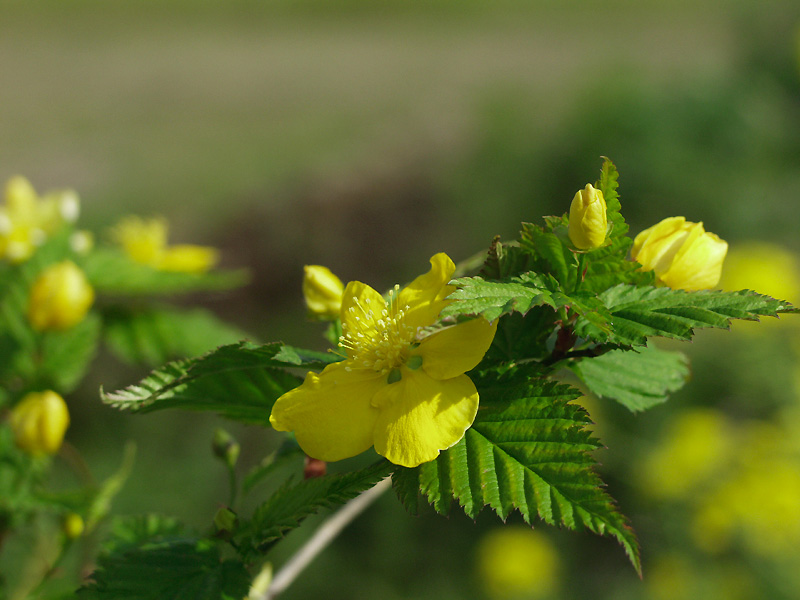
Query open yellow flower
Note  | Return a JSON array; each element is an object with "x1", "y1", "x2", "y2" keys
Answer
[
  {"x1": 0, "y1": 176, "x2": 79, "y2": 263},
  {"x1": 270, "y1": 253, "x2": 497, "y2": 468},
  {"x1": 112, "y1": 216, "x2": 219, "y2": 273}
]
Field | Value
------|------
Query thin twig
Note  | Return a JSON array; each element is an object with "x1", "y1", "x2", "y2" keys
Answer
[{"x1": 263, "y1": 477, "x2": 392, "y2": 600}]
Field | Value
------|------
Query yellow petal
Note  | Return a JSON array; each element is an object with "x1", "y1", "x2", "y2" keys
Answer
[
  {"x1": 372, "y1": 371, "x2": 478, "y2": 467},
  {"x1": 269, "y1": 361, "x2": 384, "y2": 462},
  {"x1": 417, "y1": 317, "x2": 497, "y2": 380},
  {"x1": 158, "y1": 244, "x2": 219, "y2": 273},
  {"x1": 339, "y1": 281, "x2": 386, "y2": 350},
  {"x1": 662, "y1": 226, "x2": 728, "y2": 291},
  {"x1": 398, "y1": 252, "x2": 456, "y2": 330}
]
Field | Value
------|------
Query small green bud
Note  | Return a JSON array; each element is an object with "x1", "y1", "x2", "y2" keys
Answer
[
  {"x1": 213, "y1": 506, "x2": 238, "y2": 536},
  {"x1": 212, "y1": 428, "x2": 240, "y2": 468}
]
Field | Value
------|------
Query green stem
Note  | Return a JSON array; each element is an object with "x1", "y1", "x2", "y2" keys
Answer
[{"x1": 227, "y1": 464, "x2": 238, "y2": 510}]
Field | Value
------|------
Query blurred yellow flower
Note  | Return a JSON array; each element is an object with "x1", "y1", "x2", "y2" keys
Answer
[
  {"x1": 692, "y1": 421, "x2": 800, "y2": 557},
  {"x1": 112, "y1": 216, "x2": 219, "y2": 273},
  {"x1": 720, "y1": 242, "x2": 799, "y2": 332},
  {"x1": 631, "y1": 217, "x2": 728, "y2": 290},
  {"x1": 270, "y1": 253, "x2": 497, "y2": 468},
  {"x1": 568, "y1": 183, "x2": 607, "y2": 250},
  {"x1": 303, "y1": 265, "x2": 344, "y2": 319},
  {"x1": 28, "y1": 260, "x2": 95, "y2": 331},
  {"x1": 476, "y1": 527, "x2": 560, "y2": 600},
  {"x1": 0, "y1": 176, "x2": 79, "y2": 263},
  {"x1": 638, "y1": 408, "x2": 733, "y2": 500},
  {"x1": 9, "y1": 390, "x2": 70, "y2": 455},
  {"x1": 63, "y1": 513, "x2": 85, "y2": 539}
]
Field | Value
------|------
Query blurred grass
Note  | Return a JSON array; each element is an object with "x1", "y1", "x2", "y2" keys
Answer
[{"x1": 2, "y1": 0, "x2": 800, "y2": 598}]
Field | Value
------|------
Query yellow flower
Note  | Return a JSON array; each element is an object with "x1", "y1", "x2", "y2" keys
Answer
[
  {"x1": 303, "y1": 265, "x2": 344, "y2": 319},
  {"x1": 476, "y1": 527, "x2": 560, "y2": 600},
  {"x1": 0, "y1": 176, "x2": 79, "y2": 263},
  {"x1": 9, "y1": 390, "x2": 70, "y2": 455},
  {"x1": 112, "y1": 216, "x2": 219, "y2": 273},
  {"x1": 568, "y1": 184, "x2": 607, "y2": 250},
  {"x1": 63, "y1": 513, "x2": 85, "y2": 539},
  {"x1": 270, "y1": 253, "x2": 497, "y2": 468},
  {"x1": 631, "y1": 217, "x2": 728, "y2": 290},
  {"x1": 28, "y1": 260, "x2": 95, "y2": 331}
]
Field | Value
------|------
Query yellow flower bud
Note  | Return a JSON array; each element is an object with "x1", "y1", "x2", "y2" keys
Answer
[
  {"x1": 28, "y1": 260, "x2": 95, "y2": 331},
  {"x1": 302, "y1": 265, "x2": 344, "y2": 319},
  {"x1": 632, "y1": 217, "x2": 728, "y2": 291},
  {"x1": 9, "y1": 390, "x2": 70, "y2": 455},
  {"x1": 63, "y1": 513, "x2": 85, "y2": 539},
  {"x1": 568, "y1": 184, "x2": 608, "y2": 250}
]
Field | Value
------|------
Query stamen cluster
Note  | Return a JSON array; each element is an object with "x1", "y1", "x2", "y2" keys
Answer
[{"x1": 339, "y1": 285, "x2": 414, "y2": 374}]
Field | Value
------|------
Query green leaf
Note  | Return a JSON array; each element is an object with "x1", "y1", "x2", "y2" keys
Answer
[
  {"x1": 595, "y1": 157, "x2": 626, "y2": 238},
  {"x1": 479, "y1": 237, "x2": 537, "y2": 280},
  {"x1": 596, "y1": 285, "x2": 797, "y2": 346},
  {"x1": 519, "y1": 223, "x2": 577, "y2": 291},
  {"x1": 37, "y1": 312, "x2": 102, "y2": 393},
  {"x1": 77, "y1": 538, "x2": 250, "y2": 600},
  {"x1": 443, "y1": 273, "x2": 570, "y2": 322},
  {"x1": 236, "y1": 459, "x2": 393, "y2": 558},
  {"x1": 103, "y1": 305, "x2": 250, "y2": 367},
  {"x1": 102, "y1": 514, "x2": 186, "y2": 554},
  {"x1": 83, "y1": 248, "x2": 247, "y2": 296},
  {"x1": 569, "y1": 345, "x2": 690, "y2": 412},
  {"x1": 393, "y1": 374, "x2": 640, "y2": 573},
  {"x1": 101, "y1": 342, "x2": 310, "y2": 425}
]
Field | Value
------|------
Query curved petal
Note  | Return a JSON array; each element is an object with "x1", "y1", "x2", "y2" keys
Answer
[
  {"x1": 372, "y1": 371, "x2": 479, "y2": 468},
  {"x1": 663, "y1": 227, "x2": 728, "y2": 291},
  {"x1": 340, "y1": 281, "x2": 386, "y2": 333},
  {"x1": 269, "y1": 361, "x2": 384, "y2": 462},
  {"x1": 397, "y1": 253, "x2": 457, "y2": 331},
  {"x1": 416, "y1": 317, "x2": 497, "y2": 380}
]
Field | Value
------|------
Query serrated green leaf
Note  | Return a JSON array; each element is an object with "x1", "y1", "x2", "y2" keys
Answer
[
  {"x1": 570, "y1": 344, "x2": 690, "y2": 412},
  {"x1": 83, "y1": 248, "x2": 247, "y2": 296},
  {"x1": 101, "y1": 342, "x2": 310, "y2": 425},
  {"x1": 103, "y1": 305, "x2": 250, "y2": 367},
  {"x1": 393, "y1": 375, "x2": 640, "y2": 573},
  {"x1": 237, "y1": 460, "x2": 393, "y2": 558},
  {"x1": 443, "y1": 273, "x2": 569, "y2": 322},
  {"x1": 519, "y1": 224, "x2": 577, "y2": 290},
  {"x1": 596, "y1": 285, "x2": 797, "y2": 346},
  {"x1": 595, "y1": 157, "x2": 626, "y2": 238},
  {"x1": 479, "y1": 237, "x2": 537, "y2": 280},
  {"x1": 77, "y1": 538, "x2": 250, "y2": 600},
  {"x1": 102, "y1": 514, "x2": 186, "y2": 554}
]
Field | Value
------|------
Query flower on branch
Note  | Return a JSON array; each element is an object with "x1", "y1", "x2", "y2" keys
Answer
[
  {"x1": 27, "y1": 260, "x2": 95, "y2": 331},
  {"x1": 270, "y1": 253, "x2": 497, "y2": 468},
  {"x1": 303, "y1": 265, "x2": 344, "y2": 320},
  {"x1": 0, "y1": 176, "x2": 79, "y2": 263},
  {"x1": 111, "y1": 216, "x2": 219, "y2": 273},
  {"x1": 631, "y1": 216, "x2": 728, "y2": 291},
  {"x1": 568, "y1": 183, "x2": 607, "y2": 250},
  {"x1": 9, "y1": 390, "x2": 70, "y2": 456}
]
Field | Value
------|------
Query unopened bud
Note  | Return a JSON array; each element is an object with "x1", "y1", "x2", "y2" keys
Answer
[
  {"x1": 9, "y1": 390, "x2": 70, "y2": 456},
  {"x1": 632, "y1": 217, "x2": 728, "y2": 291},
  {"x1": 303, "y1": 265, "x2": 344, "y2": 319},
  {"x1": 568, "y1": 184, "x2": 608, "y2": 250},
  {"x1": 212, "y1": 428, "x2": 240, "y2": 468},
  {"x1": 27, "y1": 260, "x2": 94, "y2": 331}
]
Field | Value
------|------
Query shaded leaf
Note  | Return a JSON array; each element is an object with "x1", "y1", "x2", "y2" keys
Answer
[{"x1": 570, "y1": 345, "x2": 690, "y2": 411}]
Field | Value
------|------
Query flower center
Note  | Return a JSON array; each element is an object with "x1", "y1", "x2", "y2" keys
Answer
[{"x1": 339, "y1": 285, "x2": 415, "y2": 374}]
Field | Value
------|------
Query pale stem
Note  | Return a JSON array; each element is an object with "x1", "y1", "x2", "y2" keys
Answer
[{"x1": 263, "y1": 476, "x2": 392, "y2": 600}]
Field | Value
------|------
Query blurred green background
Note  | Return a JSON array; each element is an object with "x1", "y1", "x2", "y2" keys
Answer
[{"x1": 2, "y1": 0, "x2": 800, "y2": 598}]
